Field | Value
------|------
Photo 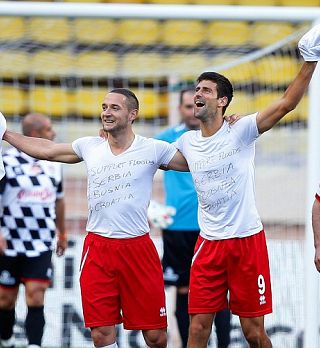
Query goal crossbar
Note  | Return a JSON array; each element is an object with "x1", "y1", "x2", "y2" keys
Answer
[{"x1": 0, "y1": 2, "x2": 319, "y2": 21}]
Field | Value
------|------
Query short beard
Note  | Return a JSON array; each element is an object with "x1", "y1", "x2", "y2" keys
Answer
[
  {"x1": 188, "y1": 124, "x2": 200, "y2": 131},
  {"x1": 103, "y1": 122, "x2": 127, "y2": 135}
]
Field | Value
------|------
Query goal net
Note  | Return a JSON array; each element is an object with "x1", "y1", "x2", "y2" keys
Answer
[{"x1": 0, "y1": 3, "x2": 319, "y2": 347}]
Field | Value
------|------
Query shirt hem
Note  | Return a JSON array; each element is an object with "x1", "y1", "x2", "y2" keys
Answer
[{"x1": 199, "y1": 225, "x2": 263, "y2": 240}]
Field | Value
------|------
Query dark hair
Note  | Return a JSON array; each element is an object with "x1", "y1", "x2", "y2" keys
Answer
[
  {"x1": 110, "y1": 88, "x2": 139, "y2": 111},
  {"x1": 197, "y1": 72, "x2": 233, "y2": 114},
  {"x1": 179, "y1": 87, "x2": 195, "y2": 105}
]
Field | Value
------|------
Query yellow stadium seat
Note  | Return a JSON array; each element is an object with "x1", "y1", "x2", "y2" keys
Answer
[
  {"x1": 117, "y1": 20, "x2": 160, "y2": 45},
  {"x1": 207, "y1": 53, "x2": 256, "y2": 85},
  {"x1": 0, "y1": 17, "x2": 26, "y2": 41},
  {"x1": 0, "y1": 51, "x2": 29, "y2": 78},
  {"x1": 255, "y1": 90, "x2": 304, "y2": 124},
  {"x1": 161, "y1": 20, "x2": 205, "y2": 47},
  {"x1": 163, "y1": 53, "x2": 207, "y2": 79},
  {"x1": 287, "y1": 95, "x2": 308, "y2": 124},
  {"x1": 75, "y1": 51, "x2": 118, "y2": 78},
  {"x1": 74, "y1": 19, "x2": 117, "y2": 45},
  {"x1": 219, "y1": 61, "x2": 255, "y2": 85},
  {"x1": 105, "y1": 0, "x2": 145, "y2": 3},
  {"x1": 279, "y1": 0, "x2": 319, "y2": 5},
  {"x1": 132, "y1": 89, "x2": 168, "y2": 119},
  {"x1": 236, "y1": 0, "x2": 278, "y2": 5},
  {"x1": 227, "y1": 91, "x2": 254, "y2": 116},
  {"x1": 73, "y1": 88, "x2": 107, "y2": 118},
  {"x1": 120, "y1": 52, "x2": 164, "y2": 78},
  {"x1": 28, "y1": 18, "x2": 71, "y2": 45},
  {"x1": 254, "y1": 90, "x2": 281, "y2": 111},
  {"x1": 149, "y1": 0, "x2": 190, "y2": 4},
  {"x1": 28, "y1": 87, "x2": 72, "y2": 116},
  {"x1": 0, "y1": 86, "x2": 27, "y2": 115},
  {"x1": 255, "y1": 56, "x2": 300, "y2": 85},
  {"x1": 64, "y1": 0, "x2": 104, "y2": 2},
  {"x1": 250, "y1": 22, "x2": 295, "y2": 47},
  {"x1": 297, "y1": 96, "x2": 308, "y2": 122},
  {"x1": 192, "y1": 0, "x2": 234, "y2": 4},
  {"x1": 30, "y1": 50, "x2": 74, "y2": 78},
  {"x1": 207, "y1": 21, "x2": 250, "y2": 47},
  {"x1": 208, "y1": 53, "x2": 236, "y2": 67}
]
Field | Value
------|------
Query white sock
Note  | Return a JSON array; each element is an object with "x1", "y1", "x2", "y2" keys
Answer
[
  {"x1": 94, "y1": 343, "x2": 118, "y2": 348},
  {"x1": 27, "y1": 345, "x2": 41, "y2": 348},
  {"x1": 1, "y1": 336, "x2": 15, "y2": 347}
]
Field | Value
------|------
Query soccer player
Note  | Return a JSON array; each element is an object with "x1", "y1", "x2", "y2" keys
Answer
[
  {"x1": 0, "y1": 113, "x2": 67, "y2": 348},
  {"x1": 174, "y1": 30, "x2": 319, "y2": 348},
  {"x1": 2, "y1": 89, "x2": 188, "y2": 348},
  {"x1": 155, "y1": 87, "x2": 231, "y2": 348},
  {"x1": 312, "y1": 183, "x2": 320, "y2": 272}
]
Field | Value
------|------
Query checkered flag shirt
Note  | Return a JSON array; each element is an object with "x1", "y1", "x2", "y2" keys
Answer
[{"x1": 0, "y1": 148, "x2": 64, "y2": 257}]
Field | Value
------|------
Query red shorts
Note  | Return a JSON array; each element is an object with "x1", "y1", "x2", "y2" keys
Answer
[
  {"x1": 189, "y1": 230, "x2": 272, "y2": 318},
  {"x1": 79, "y1": 233, "x2": 167, "y2": 330}
]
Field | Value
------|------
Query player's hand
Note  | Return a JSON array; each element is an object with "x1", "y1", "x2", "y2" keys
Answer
[
  {"x1": 56, "y1": 235, "x2": 68, "y2": 257},
  {"x1": 0, "y1": 233, "x2": 7, "y2": 254},
  {"x1": 147, "y1": 200, "x2": 176, "y2": 229},
  {"x1": 224, "y1": 113, "x2": 242, "y2": 125},
  {"x1": 314, "y1": 247, "x2": 320, "y2": 272},
  {"x1": 99, "y1": 128, "x2": 108, "y2": 139}
]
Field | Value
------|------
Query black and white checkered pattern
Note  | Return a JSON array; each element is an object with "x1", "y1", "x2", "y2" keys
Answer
[{"x1": 0, "y1": 148, "x2": 63, "y2": 257}]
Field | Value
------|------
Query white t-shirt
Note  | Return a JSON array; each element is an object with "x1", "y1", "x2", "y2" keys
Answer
[
  {"x1": 72, "y1": 135, "x2": 177, "y2": 238},
  {"x1": 0, "y1": 112, "x2": 7, "y2": 180},
  {"x1": 175, "y1": 113, "x2": 263, "y2": 240}
]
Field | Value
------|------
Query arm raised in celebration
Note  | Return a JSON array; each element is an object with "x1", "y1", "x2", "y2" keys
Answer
[
  {"x1": 257, "y1": 25, "x2": 320, "y2": 133},
  {"x1": 256, "y1": 61, "x2": 316, "y2": 134}
]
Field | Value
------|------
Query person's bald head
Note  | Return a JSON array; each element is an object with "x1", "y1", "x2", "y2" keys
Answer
[{"x1": 22, "y1": 113, "x2": 56, "y2": 140}]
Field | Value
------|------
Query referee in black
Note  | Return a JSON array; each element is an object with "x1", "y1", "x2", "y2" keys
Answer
[{"x1": 0, "y1": 113, "x2": 67, "y2": 348}]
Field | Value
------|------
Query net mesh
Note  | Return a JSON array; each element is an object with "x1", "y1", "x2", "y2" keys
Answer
[{"x1": 0, "y1": 12, "x2": 312, "y2": 347}]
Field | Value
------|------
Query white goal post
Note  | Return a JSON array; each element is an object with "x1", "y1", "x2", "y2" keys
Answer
[
  {"x1": 0, "y1": 2, "x2": 320, "y2": 347},
  {"x1": 0, "y1": 2, "x2": 319, "y2": 21}
]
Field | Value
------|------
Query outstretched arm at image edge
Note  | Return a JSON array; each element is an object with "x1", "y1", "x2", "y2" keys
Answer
[
  {"x1": 312, "y1": 198, "x2": 320, "y2": 272},
  {"x1": 4, "y1": 130, "x2": 81, "y2": 163}
]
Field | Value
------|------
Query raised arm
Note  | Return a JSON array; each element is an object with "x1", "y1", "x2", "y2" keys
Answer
[
  {"x1": 4, "y1": 130, "x2": 81, "y2": 163},
  {"x1": 312, "y1": 197, "x2": 320, "y2": 272},
  {"x1": 257, "y1": 25, "x2": 320, "y2": 133},
  {"x1": 256, "y1": 61, "x2": 317, "y2": 134}
]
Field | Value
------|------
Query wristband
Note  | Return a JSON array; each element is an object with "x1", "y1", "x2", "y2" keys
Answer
[{"x1": 58, "y1": 234, "x2": 67, "y2": 241}]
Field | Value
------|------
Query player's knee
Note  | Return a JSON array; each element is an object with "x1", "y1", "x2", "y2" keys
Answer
[
  {"x1": 143, "y1": 329, "x2": 167, "y2": 348},
  {"x1": 91, "y1": 330, "x2": 106, "y2": 346},
  {"x1": 0, "y1": 291, "x2": 16, "y2": 309},
  {"x1": 25, "y1": 286, "x2": 46, "y2": 306},
  {"x1": 91, "y1": 326, "x2": 116, "y2": 347},
  {"x1": 26, "y1": 293, "x2": 45, "y2": 307},
  {"x1": 243, "y1": 327, "x2": 267, "y2": 346},
  {"x1": 189, "y1": 320, "x2": 211, "y2": 339}
]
